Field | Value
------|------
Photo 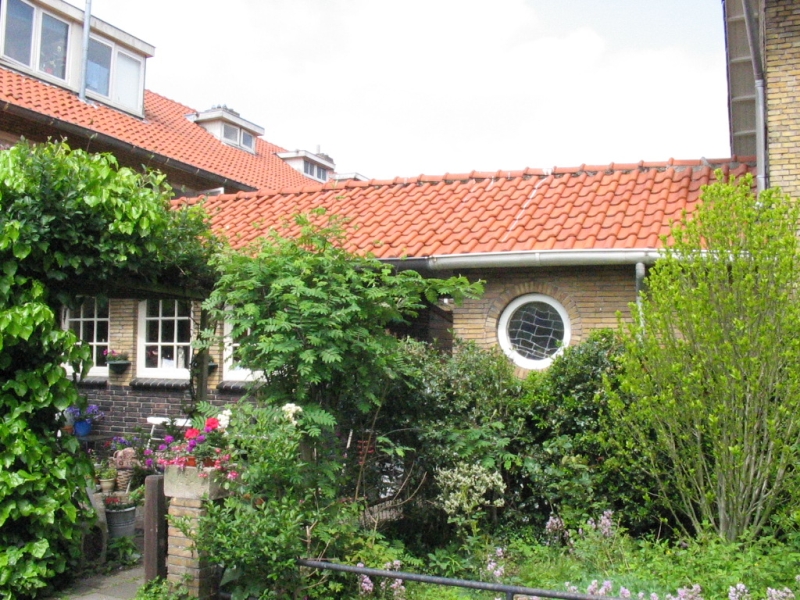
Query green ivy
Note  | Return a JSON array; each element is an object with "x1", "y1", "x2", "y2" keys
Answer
[{"x1": 0, "y1": 142, "x2": 217, "y2": 598}]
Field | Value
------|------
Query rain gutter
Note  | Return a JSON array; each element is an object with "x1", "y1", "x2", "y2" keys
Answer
[
  {"x1": 0, "y1": 102, "x2": 257, "y2": 192},
  {"x1": 741, "y1": 0, "x2": 767, "y2": 191},
  {"x1": 382, "y1": 249, "x2": 662, "y2": 272}
]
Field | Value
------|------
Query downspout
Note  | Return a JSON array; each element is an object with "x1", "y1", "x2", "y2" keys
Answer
[
  {"x1": 741, "y1": 0, "x2": 767, "y2": 191},
  {"x1": 635, "y1": 262, "x2": 646, "y2": 333},
  {"x1": 78, "y1": 0, "x2": 92, "y2": 102}
]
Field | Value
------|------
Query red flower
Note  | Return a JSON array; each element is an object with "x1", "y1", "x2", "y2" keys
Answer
[
  {"x1": 205, "y1": 417, "x2": 220, "y2": 430},
  {"x1": 185, "y1": 428, "x2": 201, "y2": 440}
]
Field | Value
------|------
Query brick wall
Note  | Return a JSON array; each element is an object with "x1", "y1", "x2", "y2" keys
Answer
[
  {"x1": 765, "y1": 0, "x2": 800, "y2": 199},
  {"x1": 452, "y1": 265, "x2": 636, "y2": 375}
]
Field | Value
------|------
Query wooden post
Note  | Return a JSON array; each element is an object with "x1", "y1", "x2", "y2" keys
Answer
[{"x1": 143, "y1": 474, "x2": 167, "y2": 582}]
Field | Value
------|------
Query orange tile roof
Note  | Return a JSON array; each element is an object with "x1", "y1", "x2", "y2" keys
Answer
[
  {"x1": 182, "y1": 159, "x2": 755, "y2": 260},
  {"x1": 0, "y1": 67, "x2": 312, "y2": 190}
]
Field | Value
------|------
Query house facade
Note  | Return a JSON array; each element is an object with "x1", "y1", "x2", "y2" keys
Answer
[{"x1": 5, "y1": 0, "x2": 786, "y2": 437}]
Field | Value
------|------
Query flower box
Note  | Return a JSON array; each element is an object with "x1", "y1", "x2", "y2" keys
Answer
[{"x1": 163, "y1": 465, "x2": 228, "y2": 500}]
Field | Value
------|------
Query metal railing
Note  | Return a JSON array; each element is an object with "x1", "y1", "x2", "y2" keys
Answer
[{"x1": 297, "y1": 559, "x2": 619, "y2": 600}]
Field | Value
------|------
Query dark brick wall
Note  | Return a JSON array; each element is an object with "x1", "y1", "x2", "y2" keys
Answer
[{"x1": 80, "y1": 383, "x2": 244, "y2": 440}]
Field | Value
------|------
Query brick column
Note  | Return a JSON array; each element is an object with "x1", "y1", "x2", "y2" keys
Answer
[
  {"x1": 164, "y1": 467, "x2": 227, "y2": 599},
  {"x1": 167, "y1": 498, "x2": 219, "y2": 599}
]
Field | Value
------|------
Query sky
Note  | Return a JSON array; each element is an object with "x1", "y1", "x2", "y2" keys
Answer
[{"x1": 71, "y1": 0, "x2": 731, "y2": 180}]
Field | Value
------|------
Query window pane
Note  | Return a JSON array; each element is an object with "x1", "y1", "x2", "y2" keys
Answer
[
  {"x1": 97, "y1": 302, "x2": 109, "y2": 319},
  {"x1": 508, "y1": 302, "x2": 565, "y2": 360},
  {"x1": 146, "y1": 320, "x2": 159, "y2": 343},
  {"x1": 5, "y1": 0, "x2": 33, "y2": 66},
  {"x1": 114, "y1": 51, "x2": 141, "y2": 109},
  {"x1": 82, "y1": 321, "x2": 94, "y2": 343},
  {"x1": 145, "y1": 346, "x2": 158, "y2": 368},
  {"x1": 161, "y1": 320, "x2": 174, "y2": 343},
  {"x1": 69, "y1": 321, "x2": 80, "y2": 336},
  {"x1": 162, "y1": 300, "x2": 175, "y2": 317},
  {"x1": 304, "y1": 160, "x2": 314, "y2": 175},
  {"x1": 146, "y1": 299, "x2": 159, "y2": 317},
  {"x1": 39, "y1": 13, "x2": 68, "y2": 79},
  {"x1": 176, "y1": 347, "x2": 189, "y2": 369},
  {"x1": 317, "y1": 166, "x2": 327, "y2": 181},
  {"x1": 96, "y1": 321, "x2": 108, "y2": 343},
  {"x1": 177, "y1": 301, "x2": 190, "y2": 317},
  {"x1": 177, "y1": 320, "x2": 190, "y2": 343},
  {"x1": 96, "y1": 345, "x2": 108, "y2": 367},
  {"x1": 222, "y1": 124, "x2": 238, "y2": 142},
  {"x1": 87, "y1": 39, "x2": 111, "y2": 96},
  {"x1": 241, "y1": 131, "x2": 254, "y2": 149}
]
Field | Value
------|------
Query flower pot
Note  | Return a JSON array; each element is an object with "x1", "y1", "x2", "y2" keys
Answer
[
  {"x1": 99, "y1": 478, "x2": 115, "y2": 493},
  {"x1": 106, "y1": 506, "x2": 136, "y2": 538},
  {"x1": 164, "y1": 465, "x2": 228, "y2": 500},
  {"x1": 74, "y1": 420, "x2": 92, "y2": 437},
  {"x1": 107, "y1": 360, "x2": 131, "y2": 374}
]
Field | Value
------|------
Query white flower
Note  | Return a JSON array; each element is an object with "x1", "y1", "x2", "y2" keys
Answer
[
  {"x1": 217, "y1": 409, "x2": 232, "y2": 430},
  {"x1": 281, "y1": 403, "x2": 303, "y2": 424}
]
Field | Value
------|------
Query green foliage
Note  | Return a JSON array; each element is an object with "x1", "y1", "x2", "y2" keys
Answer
[
  {"x1": 0, "y1": 142, "x2": 217, "y2": 598},
  {"x1": 614, "y1": 173, "x2": 800, "y2": 541},
  {"x1": 134, "y1": 577, "x2": 190, "y2": 600},
  {"x1": 193, "y1": 401, "x2": 361, "y2": 599},
  {"x1": 106, "y1": 536, "x2": 141, "y2": 567},
  {"x1": 202, "y1": 212, "x2": 482, "y2": 415},
  {"x1": 518, "y1": 329, "x2": 662, "y2": 532}
]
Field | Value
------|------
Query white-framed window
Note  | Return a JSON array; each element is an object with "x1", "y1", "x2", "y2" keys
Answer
[
  {"x1": 137, "y1": 299, "x2": 193, "y2": 379},
  {"x1": 219, "y1": 123, "x2": 256, "y2": 152},
  {"x1": 63, "y1": 298, "x2": 109, "y2": 377},
  {"x1": 497, "y1": 293, "x2": 571, "y2": 370},
  {"x1": 86, "y1": 35, "x2": 143, "y2": 113},
  {"x1": 303, "y1": 159, "x2": 329, "y2": 183},
  {"x1": 222, "y1": 320, "x2": 260, "y2": 382},
  {"x1": 2, "y1": 0, "x2": 69, "y2": 81}
]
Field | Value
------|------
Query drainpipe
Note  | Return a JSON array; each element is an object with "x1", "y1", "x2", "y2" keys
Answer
[
  {"x1": 78, "y1": 0, "x2": 92, "y2": 102},
  {"x1": 741, "y1": 0, "x2": 767, "y2": 191},
  {"x1": 635, "y1": 262, "x2": 646, "y2": 333}
]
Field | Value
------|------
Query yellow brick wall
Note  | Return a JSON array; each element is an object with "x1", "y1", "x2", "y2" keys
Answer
[
  {"x1": 452, "y1": 265, "x2": 636, "y2": 375},
  {"x1": 766, "y1": 0, "x2": 800, "y2": 199}
]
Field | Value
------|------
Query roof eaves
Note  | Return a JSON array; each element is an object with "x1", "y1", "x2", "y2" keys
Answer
[{"x1": 0, "y1": 101, "x2": 257, "y2": 192}]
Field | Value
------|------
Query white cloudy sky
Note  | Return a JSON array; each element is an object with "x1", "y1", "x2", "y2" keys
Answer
[{"x1": 72, "y1": 0, "x2": 731, "y2": 180}]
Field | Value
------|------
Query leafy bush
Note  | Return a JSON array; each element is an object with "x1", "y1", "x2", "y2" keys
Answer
[
  {"x1": 0, "y1": 142, "x2": 216, "y2": 598},
  {"x1": 614, "y1": 174, "x2": 800, "y2": 540}
]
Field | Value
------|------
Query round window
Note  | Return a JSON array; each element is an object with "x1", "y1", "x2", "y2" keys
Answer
[{"x1": 497, "y1": 294, "x2": 571, "y2": 369}]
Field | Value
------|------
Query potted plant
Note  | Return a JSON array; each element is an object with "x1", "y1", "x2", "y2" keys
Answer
[
  {"x1": 66, "y1": 404, "x2": 104, "y2": 437},
  {"x1": 103, "y1": 488, "x2": 142, "y2": 538},
  {"x1": 104, "y1": 349, "x2": 131, "y2": 374},
  {"x1": 98, "y1": 466, "x2": 117, "y2": 493}
]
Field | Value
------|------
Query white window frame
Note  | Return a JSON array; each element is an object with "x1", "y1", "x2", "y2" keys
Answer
[
  {"x1": 1, "y1": 0, "x2": 70, "y2": 82},
  {"x1": 222, "y1": 319, "x2": 261, "y2": 382},
  {"x1": 62, "y1": 298, "x2": 109, "y2": 377},
  {"x1": 137, "y1": 299, "x2": 193, "y2": 379},
  {"x1": 85, "y1": 34, "x2": 144, "y2": 113},
  {"x1": 497, "y1": 293, "x2": 571, "y2": 370}
]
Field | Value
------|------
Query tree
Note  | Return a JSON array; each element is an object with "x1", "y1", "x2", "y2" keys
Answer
[
  {"x1": 614, "y1": 173, "x2": 800, "y2": 541},
  {"x1": 203, "y1": 211, "x2": 483, "y2": 416},
  {"x1": 0, "y1": 142, "x2": 217, "y2": 598}
]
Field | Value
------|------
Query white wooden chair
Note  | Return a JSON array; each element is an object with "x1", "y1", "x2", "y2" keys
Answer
[{"x1": 146, "y1": 416, "x2": 191, "y2": 447}]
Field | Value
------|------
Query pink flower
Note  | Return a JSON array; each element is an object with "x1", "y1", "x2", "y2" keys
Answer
[
  {"x1": 185, "y1": 428, "x2": 201, "y2": 440},
  {"x1": 205, "y1": 417, "x2": 220, "y2": 431}
]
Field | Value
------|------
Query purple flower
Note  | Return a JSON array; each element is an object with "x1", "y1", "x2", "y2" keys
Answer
[
  {"x1": 145, "y1": 458, "x2": 153, "y2": 468},
  {"x1": 158, "y1": 444, "x2": 168, "y2": 451},
  {"x1": 164, "y1": 435, "x2": 174, "y2": 444}
]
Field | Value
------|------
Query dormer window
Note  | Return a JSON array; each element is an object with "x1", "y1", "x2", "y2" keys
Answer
[
  {"x1": 278, "y1": 150, "x2": 335, "y2": 183},
  {"x1": 3, "y1": 0, "x2": 69, "y2": 81},
  {"x1": 187, "y1": 106, "x2": 262, "y2": 153},
  {"x1": 0, "y1": 0, "x2": 153, "y2": 116},
  {"x1": 86, "y1": 37, "x2": 143, "y2": 112}
]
